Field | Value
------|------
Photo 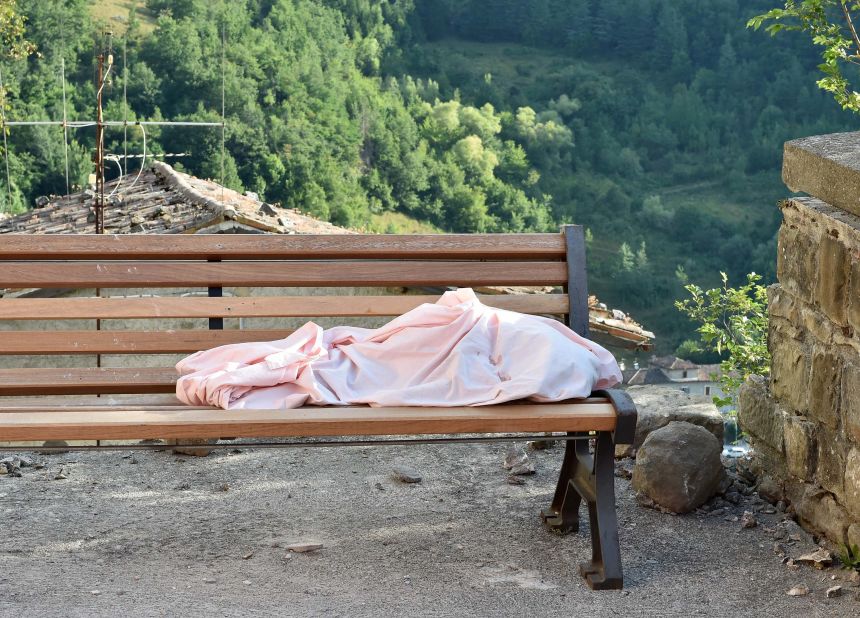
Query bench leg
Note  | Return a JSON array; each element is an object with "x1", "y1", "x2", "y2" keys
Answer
[
  {"x1": 540, "y1": 435, "x2": 581, "y2": 534},
  {"x1": 541, "y1": 431, "x2": 623, "y2": 590}
]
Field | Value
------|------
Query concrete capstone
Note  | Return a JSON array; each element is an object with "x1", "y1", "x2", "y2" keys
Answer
[{"x1": 783, "y1": 131, "x2": 860, "y2": 218}]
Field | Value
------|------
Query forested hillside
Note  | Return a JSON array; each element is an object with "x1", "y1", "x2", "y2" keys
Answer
[{"x1": 1, "y1": 0, "x2": 856, "y2": 355}]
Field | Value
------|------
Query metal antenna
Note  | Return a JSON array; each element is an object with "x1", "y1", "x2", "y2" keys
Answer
[
  {"x1": 221, "y1": 5, "x2": 227, "y2": 206},
  {"x1": 61, "y1": 57, "x2": 70, "y2": 197},
  {"x1": 0, "y1": 67, "x2": 11, "y2": 213},
  {"x1": 0, "y1": 30, "x2": 226, "y2": 220}
]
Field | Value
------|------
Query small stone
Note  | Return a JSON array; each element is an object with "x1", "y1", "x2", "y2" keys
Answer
[
  {"x1": 826, "y1": 585, "x2": 843, "y2": 598},
  {"x1": 34, "y1": 463, "x2": 44, "y2": 470},
  {"x1": 374, "y1": 482, "x2": 385, "y2": 491},
  {"x1": 795, "y1": 548, "x2": 833, "y2": 569},
  {"x1": 503, "y1": 445, "x2": 529, "y2": 470},
  {"x1": 777, "y1": 501, "x2": 787, "y2": 512},
  {"x1": 0, "y1": 464, "x2": 7, "y2": 475},
  {"x1": 709, "y1": 507, "x2": 727, "y2": 517},
  {"x1": 242, "y1": 552, "x2": 253, "y2": 560},
  {"x1": 506, "y1": 475, "x2": 526, "y2": 485},
  {"x1": 203, "y1": 578, "x2": 216, "y2": 584},
  {"x1": 848, "y1": 570, "x2": 860, "y2": 586},
  {"x1": 393, "y1": 465, "x2": 422, "y2": 484},
  {"x1": 90, "y1": 590, "x2": 101, "y2": 596},
  {"x1": 725, "y1": 491, "x2": 742, "y2": 505},
  {"x1": 787, "y1": 585, "x2": 810, "y2": 596},
  {"x1": 741, "y1": 511, "x2": 758, "y2": 529},
  {"x1": 216, "y1": 483, "x2": 230, "y2": 492},
  {"x1": 773, "y1": 542, "x2": 789, "y2": 556},
  {"x1": 16, "y1": 455, "x2": 32, "y2": 467},
  {"x1": 286, "y1": 543, "x2": 323, "y2": 554},
  {"x1": 614, "y1": 461, "x2": 634, "y2": 479},
  {"x1": 54, "y1": 470, "x2": 67, "y2": 480},
  {"x1": 759, "y1": 505, "x2": 777, "y2": 515},
  {"x1": 509, "y1": 461, "x2": 536, "y2": 476}
]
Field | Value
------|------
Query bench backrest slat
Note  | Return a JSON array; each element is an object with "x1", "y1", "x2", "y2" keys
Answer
[
  {"x1": 0, "y1": 294, "x2": 570, "y2": 320},
  {"x1": 0, "y1": 260, "x2": 567, "y2": 289},
  {"x1": 0, "y1": 233, "x2": 566, "y2": 260}
]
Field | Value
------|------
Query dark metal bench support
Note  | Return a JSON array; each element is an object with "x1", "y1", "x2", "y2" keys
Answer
[
  {"x1": 540, "y1": 388, "x2": 636, "y2": 590},
  {"x1": 541, "y1": 431, "x2": 622, "y2": 590}
]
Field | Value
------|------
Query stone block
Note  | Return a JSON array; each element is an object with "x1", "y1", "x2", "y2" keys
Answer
[
  {"x1": 844, "y1": 363, "x2": 860, "y2": 443},
  {"x1": 777, "y1": 226, "x2": 817, "y2": 303},
  {"x1": 784, "y1": 415, "x2": 817, "y2": 480},
  {"x1": 845, "y1": 447, "x2": 860, "y2": 520},
  {"x1": 738, "y1": 376, "x2": 784, "y2": 452},
  {"x1": 769, "y1": 327, "x2": 810, "y2": 413},
  {"x1": 793, "y1": 486, "x2": 851, "y2": 544},
  {"x1": 850, "y1": 259, "x2": 860, "y2": 333},
  {"x1": 808, "y1": 347, "x2": 842, "y2": 429},
  {"x1": 816, "y1": 427, "x2": 846, "y2": 498},
  {"x1": 848, "y1": 524, "x2": 860, "y2": 551},
  {"x1": 783, "y1": 131, "x2": 860, "y2": 218},
  {"x1": 816, "y1": 235, "x2": 849, "y2": 326}
]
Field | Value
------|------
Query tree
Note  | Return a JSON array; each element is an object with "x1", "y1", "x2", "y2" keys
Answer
[
  {"x1": 0, "y1": 0, "x2": 33, "y2": 59},
  {"x1": 750, "y1": 1, "x2": 860, "y2": 112}
]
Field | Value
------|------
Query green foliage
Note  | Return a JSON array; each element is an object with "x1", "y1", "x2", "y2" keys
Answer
[
  {"x1": 0, "y1": 0, "x2": 34, "y2": 59},
  {"x1": 749, "y1": 1, "x2": 860, "y2": 112},
  {"x1": 838, "y1": 543, "x2": 860, "y2": 571},
  {"x1": 675, "y1": 273, "x2": 770, "y2": 408}
]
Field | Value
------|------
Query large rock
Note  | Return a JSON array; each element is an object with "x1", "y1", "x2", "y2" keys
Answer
[
  {"x1": 632, "y1": 421, "x2": 725, "y2": 514},
  {"x1": 619, "y1": 386, "x2": 724, "y2": 458}
]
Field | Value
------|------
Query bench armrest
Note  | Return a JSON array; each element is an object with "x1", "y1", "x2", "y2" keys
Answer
[{"x1": 592, "y1": 389, "x2": 637, "y2": 445}]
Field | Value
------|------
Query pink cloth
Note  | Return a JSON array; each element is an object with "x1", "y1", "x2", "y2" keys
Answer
[{"x1": 175, "y1": 289, "x2": 621, "y2": 409}]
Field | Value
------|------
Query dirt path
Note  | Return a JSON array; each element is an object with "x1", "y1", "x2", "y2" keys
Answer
[{"x1": 0, "y1": 442, "x2": 856, "y2": 617}]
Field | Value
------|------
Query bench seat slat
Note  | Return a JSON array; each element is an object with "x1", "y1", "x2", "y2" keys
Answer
[
  {"x1": 0, "y1": 395, "x2": 610, "y2": 412},
  {"x1": 0, "y1": 234, "x2": 567, "y2": 261},
  {"x1": 0, "y1": 402, "x2": 617, "y2": 441},
  {"x1": 0, "y1": 294, "x2": 569, "y2": 320},
  {"x1": 0, "y1": 261, "x2": 567, "y2": 289}
]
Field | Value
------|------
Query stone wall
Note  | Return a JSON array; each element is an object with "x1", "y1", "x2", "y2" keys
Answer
[{"x1": 739, "y1": 132, "x2": 860, "y2": 550}]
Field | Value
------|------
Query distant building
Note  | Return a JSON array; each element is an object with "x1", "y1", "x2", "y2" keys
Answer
[{"x1": 626, "y1": 355, "x2": 724, "y2": 400}]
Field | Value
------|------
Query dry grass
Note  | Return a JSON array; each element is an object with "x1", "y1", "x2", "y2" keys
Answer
[{"x1": 90, "y1": 0, "x2": 157, "y2": 36}]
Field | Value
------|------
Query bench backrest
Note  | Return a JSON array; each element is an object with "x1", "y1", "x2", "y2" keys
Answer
[{"x1": 0, "y1": 226, "x2": 588, "y2": 396}]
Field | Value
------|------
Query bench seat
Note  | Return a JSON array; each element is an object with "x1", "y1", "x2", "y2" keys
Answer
[{"x1": 0, "y1": 398, "x2": 618, "y2": 442}]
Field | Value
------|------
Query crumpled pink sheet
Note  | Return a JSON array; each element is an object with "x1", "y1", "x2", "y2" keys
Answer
[{"x1": 175, "y1": 288, "x2": 622, "y2": 410}]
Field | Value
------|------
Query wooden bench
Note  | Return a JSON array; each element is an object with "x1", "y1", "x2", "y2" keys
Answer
[{"x1": 0, "y1": 226, "x2": 636, "y2": 590}]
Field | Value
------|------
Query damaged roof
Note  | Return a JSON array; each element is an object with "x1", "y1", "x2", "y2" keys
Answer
[{"x1": 0, "y1": 161, "x2": 349, "y2": 236}]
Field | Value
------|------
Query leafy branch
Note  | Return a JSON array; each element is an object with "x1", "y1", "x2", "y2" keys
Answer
[
  {"x1": 749, "y1": 1, "x2": 860, "y2": 112},
  {"x1": 675, "y1": 273, "x2": 770, "y2": 409}
]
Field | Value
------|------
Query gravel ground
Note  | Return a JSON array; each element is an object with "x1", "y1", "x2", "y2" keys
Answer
[{"x1": 0, "y1": 441, "x2": 857, "y2": 617}]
